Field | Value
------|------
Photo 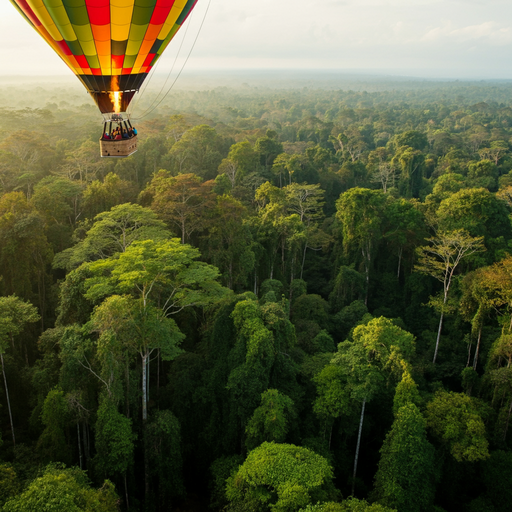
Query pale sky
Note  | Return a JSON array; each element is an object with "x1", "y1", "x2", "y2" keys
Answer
[{"x1": 1, "y1": 0, "x2": 512, "y2": 79}]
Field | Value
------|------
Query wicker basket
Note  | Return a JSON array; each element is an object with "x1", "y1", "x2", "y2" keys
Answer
[{"x1": 100, "y1": 135, "x2": 138, "y2": 157}]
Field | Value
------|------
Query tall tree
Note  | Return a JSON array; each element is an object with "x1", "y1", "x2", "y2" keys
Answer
[
  {"x1": 336, "y1": 188, "x2": 386, "y2": 304},
  {"x1": 226, "y1": 442, "x2": 336, "y2": 512},
  {"x1": 372, "y1": 401, "x2": 435, "y2": 512},
  {"x1": 205, "y1": 194, "x2": 255, "y2": 290},
  {"x1": 425, "y1": 390, "x2": 489, "y2": 462},
  {"x1": 415, "y1": 229, "x2": 485, "y2": 363},
  {"x1": 85, "y1": 239, "x2": 226, "y2": 420},
  {"x1": 0, "y1": 295, "x2": 40, "y2": 445},
  {"x1": 142, "y1": 171, "x2": 215, "y2": 244},
  {"x1": 331, "y1": 317, "x2": 415, "y2": 495},
  {"x1": 53, "y1": 203, "x2": 169, "y2": 270}
]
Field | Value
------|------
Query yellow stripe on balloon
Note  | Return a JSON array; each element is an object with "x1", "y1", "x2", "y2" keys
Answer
[
  {"x1": 158, "y1": 0, "x2": 187, "y2": 40},
  {"x1": 110, "y1": 0, "x2": 134, "y2": 41},
  {"x1": 26, "y1": 0, "x2": 63, "y2": 41}
]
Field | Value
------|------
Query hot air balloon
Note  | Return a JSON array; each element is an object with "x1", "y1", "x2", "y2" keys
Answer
[{"x1": 9, "y1": 0, "x2": 198, "y2": 157}]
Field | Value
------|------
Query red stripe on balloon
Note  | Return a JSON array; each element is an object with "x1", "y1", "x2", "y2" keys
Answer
[
  {"x1": 13, "y1": 0, "x2": 42, "y2": 27},
  {"x1": 56, "y1": 39, "x2": 72, "y2": 56},
  {"x1": 85, "y1": 0, "x2": 110, "y2": 25},
  {"x1": 85, "y1": 0, "x2": 109, "y2": 8},
  {"x1": 149, "y1": 0, "x2": 175, "y2": 25},
  {"x1": 87, "y1": 7, "x2": 110, "y2": 25},
  {"x1": 142, "y1": 53, "x2": 156, "y2": 67},
  {"x1": 112, "y1": 54, "x2": 124, "y2": 68},
  {"x1": 75, "y1": 55, "x2": 90, "y2": 68}
]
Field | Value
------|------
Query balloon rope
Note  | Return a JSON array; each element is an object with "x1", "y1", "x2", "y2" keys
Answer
[
  {"x1": 132, "y1": 0, "x2": 212, "y2": 121},
  {"x1": 128, "y1": 3, "x2": 194, "y2": 117}
]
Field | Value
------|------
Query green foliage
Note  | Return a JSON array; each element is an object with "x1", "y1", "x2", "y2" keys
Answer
[
  {"x1": 2, "y1": 464, "x2": 119, "y2": 512},
  {"x1": 36, "y1": 389, "x2": 71, "y2": 464},
  {"x1": 145, "y1": 410, "x2": 185, "y2": 505},
  {"x1": 372, "y1": 403, "x2": 436, "y2": 512},
  {"x1": 350, "y1": 316, "x2": 416, "y2": 368},
  {"x1": 332, "y1": 300, "x2": 368, "y2": 340},
  {"x1": 480, "y1": 450, "x2": 512, "y2": 511},
  {"x1": 314, "y1": 363, "x2": 355, "y2": 425},
  {"x1": 0, "y1": 464, "x2": 20, "y2": 507},
  {"x1": 94, "y1": 398, "x2": 135, "y2": 477},
  {"x1": 7, "y1": 82, "x2": 512, "y2": 512},
  {"x1": 300, "y1": 498, "x2": 396, "y2": 511},
  {"x1": 168, "y1": 124, "x2": 228, "y2": 180},
  {"x1": 393, "y1": 370, "x2": 421, "y2": 415},
  {"x1": 53, "y1": 202, "x2": 169, "y2": 270},
  {"x1": 291, "y1": 294, "x2": 329, "y2": 330},
  {"x1": 246, "y1": 389, "x2": 296, "y2": 451},
  {"x1": 210, "y1": 455, "x2": 244, "y2": 510},
  {"x1": 260, "y1": 279, "x2": 284, "y2": 299},
  {"x1": 226, "y1": 442, "x2": 336, "y2": 512},
  {"x1": 85, "y1": 238, "x2": 227, "y2": 310},
  {"x1": 394, "y1": 130, "x2": 428, "y2": 152},
  {"x1": 425, "y1": 390, "x2": 489, "y2": 462},
  {"x1": 82, "y1": 173, "x2": 137, "y2": 220},
  {"x1": 0, "y1": 295, "x2": 40, "y2": 353},
  {"x1": 0, "y1": 191, "x2": 51, "y2": 300},
  {"x1": 437, "y1": 188, "x2": 511, "y2": 244}
]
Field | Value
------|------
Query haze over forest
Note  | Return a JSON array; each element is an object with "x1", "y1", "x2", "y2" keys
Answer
[
  {"x1": 0, "y1": 71, "x2": 511, "y2": 511},
  {"x1": 1, "y1": 0, "x2": 512, "y2": 507}
]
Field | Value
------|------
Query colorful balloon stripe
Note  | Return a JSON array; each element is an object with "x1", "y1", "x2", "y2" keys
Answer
[{"x1": 9, "y1": 0, "x2": 199, "y2": 112}]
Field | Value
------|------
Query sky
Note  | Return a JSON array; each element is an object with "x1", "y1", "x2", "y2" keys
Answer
[{"x1": 1, "y1": 0, "x2": 512, "y2": 79}]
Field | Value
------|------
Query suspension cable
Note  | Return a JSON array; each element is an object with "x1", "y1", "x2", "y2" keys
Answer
[
  {"x1": 128, "y1": 3, "x2": 194, "y2": 117},
  {"x1": 132, "y1": 0, "x2": 212, "y2": 121}
]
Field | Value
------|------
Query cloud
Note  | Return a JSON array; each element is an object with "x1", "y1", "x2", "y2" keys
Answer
[
  {"x1": 2, "y1": 0, "x2": 512, "y2": 78},
  {"x1": 422, "y1": 21, "x2": 512, "y2": 45}
]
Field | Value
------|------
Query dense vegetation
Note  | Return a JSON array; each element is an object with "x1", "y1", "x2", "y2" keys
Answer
[{"x1": 1, "y1": 76, "x2": 512, "y2": 511}]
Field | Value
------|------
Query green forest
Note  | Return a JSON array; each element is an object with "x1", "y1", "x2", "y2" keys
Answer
[{"x1": 1, "y1": 76, "x2": 512, "y2": 511}]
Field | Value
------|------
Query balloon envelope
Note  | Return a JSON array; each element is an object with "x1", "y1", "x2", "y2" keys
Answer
[{"x1": 9, "y1": 0, "x2": 198, "y2": 113}]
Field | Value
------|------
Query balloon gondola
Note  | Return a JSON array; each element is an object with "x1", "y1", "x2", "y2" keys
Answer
[{"x1": 9, "y1": 0, "x2": 198, "y2": 157}]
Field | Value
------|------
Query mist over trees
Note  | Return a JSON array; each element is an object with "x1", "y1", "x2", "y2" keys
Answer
[{"x1": 1, "y1": 75, "x2": 512, "y2": 511}]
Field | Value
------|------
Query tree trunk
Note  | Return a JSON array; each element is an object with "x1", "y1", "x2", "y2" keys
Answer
[
  {"x1": 433, "y1": 310, "x2": 445, "y2": 364},
  {"x1": 1, "y1": 353, "x2": 15, "y2": 446},
  {"x1": 142, "y1": 353, "x2": 148, "y2": 421},
  {"x1": 157, "y1": 349, "x2": 160, "y2": 400},
  {"x1": 397, "y1": 246, "x2": 403, "y2": 279},
  {"x1": 472, "y1": 324, "x2": 483, "y2": 371},
  {"x1": 143, "y1": 352, "x2": 150, "y2": 504},
  {"x1": 466, "y1": 339, "x2": 472, "y2": 368},
  {"x1": 503, "y1": 397, "x2": 512, "y2": 442},
  {"x1": 126, "y1": 360, "x2": 130, "y2": 419},
  {"x1": 83, "y1": 421, "x2": 90, "y2": 465},
  {"x1": 77, "y1": 422, "x2": 83, "y2": 469},
  {"x1": 290, "y1": 256, "x2": 295, "y2": 289},
  {"x1": 352, "y1": 398, "x2": 366, "y2": 496},
  {"x1": 362, "y1": 246, "x2": 371, "y2": 306},
  {"x1": 300, "y1": 241, "x2": 308, "y2": 280},
  {"x1": 124, "y1": 473, "x2": 130, "y2": 510}
]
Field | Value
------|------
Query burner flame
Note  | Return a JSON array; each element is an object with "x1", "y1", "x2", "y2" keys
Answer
[
  {"x1": 109, "y1": 76, "x2": 122, "y2": 113},
  {"x1": 109, "y1": 90, "x2": 122, "y2": 114}
]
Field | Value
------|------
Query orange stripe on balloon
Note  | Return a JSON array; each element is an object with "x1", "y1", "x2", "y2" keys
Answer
[
  {"x1": 91, "y1": 24, "x2": 111, "y2": 43},
  {"x1": 142, "y1": 23, "x2": 163, "y2": 43},
  {"x1": 95, "y1": 39, "x2": 111, "y2": 56}
]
